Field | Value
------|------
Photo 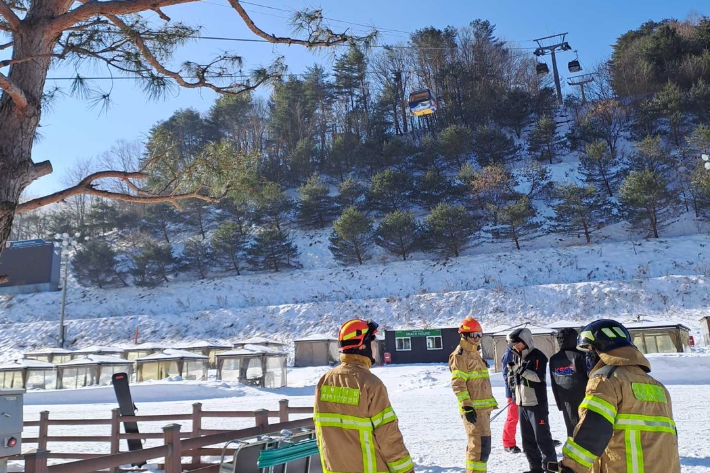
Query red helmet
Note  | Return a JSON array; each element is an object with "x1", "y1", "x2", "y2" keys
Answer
[
  {"x1": 458, "y1": 316, "x2": 482, "y2": 334},
  {"x1": 338, "y1": 319, "x2": 378, "y2": 350}
]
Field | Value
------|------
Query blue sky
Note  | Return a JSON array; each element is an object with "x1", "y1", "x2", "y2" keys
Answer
[{"x1": 25, "y1": 0, "x2": 708, "y2": 196}]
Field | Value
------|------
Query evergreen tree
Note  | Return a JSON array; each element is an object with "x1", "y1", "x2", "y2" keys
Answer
[
  {"x1": 692, "y1": 162, "x2": 710, "y2": 218},
  {"x1": 519, "y1": 161, "x2": 553, "y2": 200},
  {"x1": 246, "y1": 227, "x2": 300, "y2": 272},
  {"x1": 211, "y1": 222, "x2": 251, "y2": 275},
  {"x1": 337, "y1": 177, "x2": 366, "y2": 209},
  {"x1": 414, "y1": 169, "x2": 460, "y2": 210},
  {"x1": 367, "y1": 169, "x2": 413, "y2": 213},
  {"x1": 329, "y1": 207, "x2": 374, "y2": 265},
  {"x1": 72, "y1": 239, "x2": 127, "y2": 288},
  {"x1": 287, "y1": 138, "x2": 316, "y2": 184},
  {"x1": 528, "y1": 115, "x2": 558, "y2": 164},
  {"x1": 142, "y1": 204, "x2": 178, "y2": 243},
  {"x1": 422, "y1": 203, "x2": 478, "y2": 258},
  {"x1": 552, "y1": 184, "x2": 607, "y2": 244},
  {"x1": 181, "y1": 198, "x2": 212, "y2": 240},
  {"x1": 253, "y1": 182, "x2": 294, "y2": 232},
  {"x1": 472, "y1": 125, "x2": 519, "y2": 167},
  {"x1": 496, "y1": 89, "x2": 533, "y2": 138},
  {"x1": 619, "y1": 169, "x2": 675, "y2": 238},
  {"x1": 297, "y1": 174, "x2": 337, "y2": 228},
  {"x1": 374, "y1": 211, "x2": 419, "y2": 261},
  {"x1": 498, "y1": 196, "x2": 536, "y2": 250},
  {"x1": 182, "y1": 237, "x2": 214, "y2": 279},
  {"x1": 85, "y1": 200, "x2": 120, "y2": 237},
  {"x1": 579, "y1": 141, "x2": 623, "y2": 197},
  {"x1": 438, "y1": 125, "x2": 474, "y2": 169},
  {"x1": 628, "y1": 135, "x2": 673, "y2": 177},
  {"x1": 460, "y1": 164, "x2": 517, "y2": 224},
  {"x1": 653, "y1": 81, "x2": 687, "y2": 146},
  {"x1": 689, "y1": 78, "x2": 710, "y2": 123},
  {"x1": 130, "y1": 241, "x2": 177, "y2": 286}
]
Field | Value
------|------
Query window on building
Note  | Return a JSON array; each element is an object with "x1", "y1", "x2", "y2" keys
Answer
[
  {"x1": 426, "y1": 336, "x2": 443, "y2": 350},
  {"x1": 395, "y1": 337, "x2": 411, "y2": 351}
]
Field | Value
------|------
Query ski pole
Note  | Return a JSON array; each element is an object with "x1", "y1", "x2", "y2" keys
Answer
[{"x1": 490, "y1": 400, "x2": 514, "y2": 422}]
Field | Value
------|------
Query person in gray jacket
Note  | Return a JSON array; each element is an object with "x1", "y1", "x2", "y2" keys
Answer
[{"x1": 506, "y1": 327, "x2": 557, "y2": 473}]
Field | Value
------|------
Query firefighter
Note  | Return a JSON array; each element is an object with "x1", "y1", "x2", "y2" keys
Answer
[
  {"x1": 449, "y1": 316, "x2": 498, "y2": 473},
  {"x1": 559, "y1": 319, "x2": 680, "y2": 473},
  {"x1": 549, "y1": 328, "x2": 589, "y2": 437},
  {"x1": 314, "y1": 318, "x2": 415, "y2": 473}
]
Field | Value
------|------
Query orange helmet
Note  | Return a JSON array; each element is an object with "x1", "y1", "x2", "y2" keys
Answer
[
  {"x1": 338, "y1": 318, "x2": 379, "y2": 350},
  {"x1": 458, "y1": 316, "x2": 482, "y2": 334}
]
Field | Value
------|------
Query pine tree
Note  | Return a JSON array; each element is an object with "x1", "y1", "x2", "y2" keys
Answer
[
  {"x1": 85, "y1": 200, "x2": 120, "y2": 237},
  {"x1": 182, "y1": 237, "x2": 214, "y2": 279},
  {"x1": 620, "y1": 169, "x2": 675, "y2": 238},
  {"x1": 329, "y1": 207, "x2": 374, "y2": 265},
  {"x1": 211, "y1": 222, "x2": 251, "y2": 275},
  {"x1": 375, "y1": 211, "x2": 419, "y2": 261},
  {"x1": 414, "y1": 168, "x2": 460, "y2": 210},
  {"x1": 498, "y1": 196, "x2": 536, "y2": 250},
  {"x1": 628, "y1": 135, "x2": 673, "y2": 177},
  {"x1": 129, "y1": 241, "x2": 177, "y2": 286},
  {"x1": 181, "y1": 198, "x2": 212, "y2": 240},
  {"x1": 496, "y1": 89, "x2": 533, "y2": 139},
  {"x1": 367, "y1": 169, "x2": 413, "y2": 213},
  {"x1": 579, "y1": 141, "x2": 623, "y2": 197},
  {"x1": 472, "y1": 125, "x2": 519, "y2": 167},
  {"x1": 72, "y1": 239, "x2": 127, "y2": 288},
  {"x1": 422, "y1": 203, "x2": 478, "y2": 258},
  {"x1": 460, "y1": 164, "x2": 517, "y2": 224},
  {"x1": 246, "y1": 227, "x2": 300, "y2": 272},
  {"x1": 438, "y1": 124, "x2": 474, "y2": 169},
  {"x1": 337, "y1": 177, "x2": 366, "y2": 209},
  {"x1": 552, "y1": 184, "x2": 607, "y2": 244},
  {"x1": 297, "y1": 174, "x2": 337, "y2": 228},
  {"x1": 253, "y1": 182, "x2": 294, "y2": 232},
  {"x1": 528, "y1": 115, "x2": 558, "y2": 164},
  {"x1": 142, "y1": 204, "x2": 178, "y2": 243}
]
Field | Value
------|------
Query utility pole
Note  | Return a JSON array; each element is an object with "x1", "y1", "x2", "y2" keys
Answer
[
  {"x1": 55, "y1": 232, "x2": 80, "y2": 348},
  {"x1": 567, "y1": 73, "x2": 595, "y2": 104},
  {"x1": 533, "y1": 33, "x2": 573, "y2": 105}
]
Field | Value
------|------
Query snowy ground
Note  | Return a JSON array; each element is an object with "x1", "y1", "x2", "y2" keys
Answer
[{"x1": 11, "y1": 355, "x2": 710, "y2": 473}]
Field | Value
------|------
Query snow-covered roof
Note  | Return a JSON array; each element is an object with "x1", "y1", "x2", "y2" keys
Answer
[
  {"x1": 136, "y1": 349, "x2": 209, "y2": 362},
  {"x1": 24, "y1": 348, "x2": 74, "y2": 356},
  {"x1": 623, "y1": 320, "x2": 691, "y2": 331},
  {"x1": 545, "y1": 320, "x2": 585, "y2": 329},
  {"x1": 234, "y1": 337, "x2": 286, "y2": 346},
  {"x1": 217, "y1": 344, "x2": 287, "y2": 357},
  {"x1": 174, "y1": 341, "x2": 232, "y2": 349},
  {"x1": 123, "y1": 343, "x2": 168, "y2": 351},
  {"x1": 73, "y1": 345, "x2": 125, "y2": 354},
  {"x1": 0, "y1": 359, "x2": 57, "y2": 370},
  {"x1": 294, "y1": 334, "x2": 337, "y2": 342},
  {"x1": 491, "y1": 324, "x2": 557, "y2": 337},
  {"x1": 58, "y1": 355, "x2": 132, "y2": 366},
  {"x1": 482, "y1": 324, "x2": 513, "y2": 335}
]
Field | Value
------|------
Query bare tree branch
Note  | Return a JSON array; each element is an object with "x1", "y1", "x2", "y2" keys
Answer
[
  {"x1": 54, "y1": 0, "x2": 195, "y2": 32},
  {"x1": 0, "y1": 40, "x2": 12, "y2": 50},
  {"x1": 152, "y1": 7, "x2": 170, "y2": 22},
  {"x1": 0, "y1": 0, "x2": 21, "y2": 31},
  {"x1": 0, "y1": 70, "x2": 28, "y2": 108},
  {"x1": 0, "y1": 53, "x2": 60, "y2": 68}
]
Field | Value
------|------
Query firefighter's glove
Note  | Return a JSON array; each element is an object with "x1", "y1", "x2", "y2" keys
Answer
[{"x1": 463, "y1": 407, "x2": 477, "y2": 424}]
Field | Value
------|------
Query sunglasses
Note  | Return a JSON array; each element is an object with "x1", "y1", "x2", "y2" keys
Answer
[{"x1": 470, "y1": 332, "x2": 483, "y2": 339}]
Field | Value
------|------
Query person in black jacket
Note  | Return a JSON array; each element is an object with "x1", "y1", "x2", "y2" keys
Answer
[
  {"x1": 549, "y1": 328, "x2": 589, "y2": 437},
  {"x1": 507, "y1": 327, "x2": 557, "y2": 473}
]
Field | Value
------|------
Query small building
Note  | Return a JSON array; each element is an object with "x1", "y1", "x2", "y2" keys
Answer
[
  {"x1": 123, "y1": 343, "x2": 168, "y2": 362},
  {"x1": 623, "y1": 319, "x2": 692, "y2": 354},
  {"x1": 491, "y1": 325, "x2": 558, "y2": 372},
  {"x1": 216, "y1": 345, "x2": 288, "y2": 388},
  {"x1": 57, "y1": 355, "x2": 134, "y2": 389},
  {"x1": 294, "y1": 335, "x2": 339, "y2": 367},
  {"x1": 135, "y1": 349, "x2": 209, "y2": 382},
  {"x1": 23, "y1": 348, "x2": 74, "y2": 364},
  {"x1": 0, "y1": 239, "x2": 61, "y2": 295},
  {"x1": 233, "y1": 337, "x2": 288, "y2": 350},
  {"x1": 701, "y1": 316, "x2": 710, "y2": 346},
  {"x1": 0, "y1": 359, "x2": 58, "y2": 390},
  {"x1": 71, "y1": 346, "x2": 126, "y2": 360},
  {"x1": 384, "y1": 328, "x2": 460, "y2": 364},
  {"x1": 174, "y1": 341, "x2": 232, "y2": 367}
]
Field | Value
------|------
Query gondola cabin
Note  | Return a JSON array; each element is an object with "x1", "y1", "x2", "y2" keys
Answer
[
  {"x1": 568, "y1": 59, "x2": 582, "y2": 73},
  {"x1": 408, "y1": 89, "x2": 438, "y2": 116},
  {"x1": 536, "y1": 63, "x2": 549, "y2": 76}
]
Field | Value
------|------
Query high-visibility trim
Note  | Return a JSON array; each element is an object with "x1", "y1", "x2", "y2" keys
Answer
[
  {"x1": 602, "y1": 327, "x2": 618, "y2": 338},
  {"x1": 467, "y1": 369, "x2": 490, "y2": 379},
  {"x1": 387, "y1": 455, "x2": 414, "y2": 473},
  {"x1": 371, "y1": 407, "x2": 397, "y2": 428},
  {"x1": 315, "y1": 413, "x2": 373, "y2": 430},
  {"x1": 613, "y1": 327, "x2": 628, "y2": 337},
  {"x1": 360, "y1": 429, "x2": 377, "y2": 473},
  {"x1": 457, "y1": 391, "x2": 471, "y2": 402},
  {"x1": 614, "y1": 414, "x2": 676, "y2": 433},
  {"x1": 320, "y1": 385, "x2": 361, "y2": 406},
  {"x1": 468, "y1": 398, "x2": 497, "y2": 409},
  {"x1": 466, "y1": 459, "x2": 487, "y2": 471},
  {"x1": 580, "y1": 395, "x2": 617, "y2": 424},
  {"x1": 631, "y1": 383, "x2": 667, "y2": 403},
  {"x1": 452, "y1": 370, "x2": 469, "y2": 380},
  {"x1": 624, "y1": 428, "x2": 644, "y2": 473},
  {"x1": 580, "y1": 330, "x2": 595, "y2": 341},
  {"x1": 563, "y1": 438, "x2": 597, "y2": 468}
]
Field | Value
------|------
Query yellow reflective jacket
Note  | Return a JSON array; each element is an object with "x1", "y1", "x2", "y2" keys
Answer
[
  {"x1": 562, "y1": 346, "x2": 680, "y2": 473},
  {"x1": 449, "y1": 338, "x2": 498, "y2": 413},
  {"x1": 314, "y1": 353, "x2": 414, "y2": 473}
]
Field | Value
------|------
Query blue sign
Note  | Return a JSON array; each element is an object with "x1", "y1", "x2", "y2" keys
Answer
[{"x1": 9, "y1": 239, "x2": 46, "y2": 248}]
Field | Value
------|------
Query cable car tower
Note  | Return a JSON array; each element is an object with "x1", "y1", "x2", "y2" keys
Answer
[
  {"x1": 533, "y1": 33, "x2": 573, "y2": 105},
  {"x1": 567, "y1": 73, "x2": 594, "y2": 104}
]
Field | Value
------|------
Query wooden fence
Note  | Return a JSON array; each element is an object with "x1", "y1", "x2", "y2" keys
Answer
[{"x1": 17, "y1": 399, "x2": 314, "y2": 473}]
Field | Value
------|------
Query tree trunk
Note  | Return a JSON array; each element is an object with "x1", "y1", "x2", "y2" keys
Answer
[
  {"x1": 354, "y1": 241, "x2": 363, "y2": 265},
  {"x1": 512, "y1": 227, "x2": 520, "y2": 250},
  {"x1": 582, "y1": 220, "x2": 591, "y2": 244},
  {"x1": 0, "y1": 0, "x2": 72, "y2": 256}
]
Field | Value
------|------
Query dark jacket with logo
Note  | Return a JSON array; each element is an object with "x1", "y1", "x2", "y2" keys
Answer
[{"x1": 549, "y1": 329, "x2": 588, "y2": 413}]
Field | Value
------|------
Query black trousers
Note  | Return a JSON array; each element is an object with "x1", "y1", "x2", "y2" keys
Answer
[
  {"x1": 561, "y1": 401, "x2": 581, "y2": 438},
  {"x1": 519, "y1": 405, "x2": 557, "y2": 472}
]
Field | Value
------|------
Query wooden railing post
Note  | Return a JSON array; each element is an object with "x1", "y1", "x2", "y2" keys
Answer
[
  {"x1": 162, "y1": 424, "x2": 182, "y2": 473},
  {"x1": 110, "y1": 408, "x2": 121, "y2": 473},
  {"x1": 254, "y1": 409, "x2": 269, "y2": 431},
  {"x1": 278, "y1": 399, "x2": 289, "y2": 423},
  {"x1": 37, "y1": 411, "x2": 50, "y2": 451},
  {"x1": 190, "y1": 403, "x2": 202, "y2": 467},
  {"x1": 24, "y1": 449, "x2": 49, "y2": 473}
]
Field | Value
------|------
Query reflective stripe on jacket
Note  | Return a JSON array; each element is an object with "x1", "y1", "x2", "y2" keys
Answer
[
  {"x1": 561, "y1": 346, "x2": 680, "y2": 473},
  {"x1": 314, "y1": 353, "x2": 414, "y2": 473},
  {"x1": 449, "y1": 338, "x2": 498, "y2": 413}
]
